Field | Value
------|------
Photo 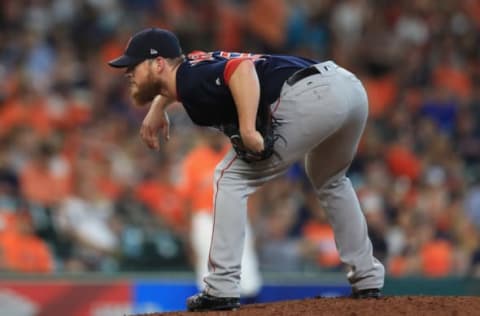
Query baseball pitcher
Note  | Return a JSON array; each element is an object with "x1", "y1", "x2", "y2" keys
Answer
[{"x1": 108, "y1": 28, "x2": 385, "y2": 311}]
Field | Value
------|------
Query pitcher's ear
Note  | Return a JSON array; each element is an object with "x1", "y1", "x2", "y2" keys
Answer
[{"x1": 152, "y1": 57, "x2": 165, "y2": 72}]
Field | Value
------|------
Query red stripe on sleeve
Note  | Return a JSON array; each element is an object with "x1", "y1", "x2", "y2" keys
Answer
[{"x1": 223, "y1": 58, "x2": 250, "y2": 85}]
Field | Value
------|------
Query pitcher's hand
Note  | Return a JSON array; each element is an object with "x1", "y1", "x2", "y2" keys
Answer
[
  {"x1": 240, "y1": 129, "x2": 264, "y2": 153},
  {"x1": 140, "y1": 96, "x2": 171, "y2": 150}
]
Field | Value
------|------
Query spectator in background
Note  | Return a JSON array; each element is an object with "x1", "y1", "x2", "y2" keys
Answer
[
  {"x1": 258, "y1": 193, "x2": 304, "y2": 272},
  {"x1": 18, "y1": 141, "x2": 72, "y2": 257},
  {"x1": 455, "y1": 99, "x2": 480, "y2": 173},
  {"x1": 465, "y1": 182, "x2": 480, "y2": 230},
  {"x1": 0, "y1": 210, "x2": 54, "y2": 273},
  {"x1": 0, "y1": 81, "x2": 55, "y2": 138},
  {"x1": 55, "y1": 157, "x2": 119, "y2": 271},
  {"x1": 301, "y1": 189, "x2": 342, "y2": 270},
  {"x1": 286, "y1": 0, "x2": 334, "y2": 59},
  {"x1": 245, "y1": 0, "x2": 289, "y2": 52},
  {"x1": 20, "y1": 142, "x2": 72, "y2": 208},
  {"x1": 135, "y1": 155, "x2": 186, "y2": 235},
  {"x1": 420, "y1": 88, "x2": 459, "y2": 136},
  {"x1": 0, "y1": 166, "x2": 21, "y2": 265}
]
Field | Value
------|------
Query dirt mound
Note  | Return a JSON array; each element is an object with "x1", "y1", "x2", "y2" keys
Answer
[{"x1": 131, "y1": 296, "x2": 480, "y2": 316}]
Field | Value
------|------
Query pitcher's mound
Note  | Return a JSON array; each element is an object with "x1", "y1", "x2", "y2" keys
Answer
[{"x1": 131, "y1": 296, "x2": 480, "y2": 316}]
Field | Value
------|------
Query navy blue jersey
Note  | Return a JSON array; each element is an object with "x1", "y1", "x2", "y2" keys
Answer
[{"x1": 176, "y1": 51, "x2": 317, "y2": 127}]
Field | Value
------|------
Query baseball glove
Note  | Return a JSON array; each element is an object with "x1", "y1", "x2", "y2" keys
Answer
[{"x1": 220, "y1": 105, "x2": 284, "y2": 163}]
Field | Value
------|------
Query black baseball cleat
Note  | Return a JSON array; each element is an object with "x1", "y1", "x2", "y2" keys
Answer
[
  {"x1": 186, "y1": 291, "x2": 240, "y2": 311},
  {"x1": 351, "y1": 288, "x2": 382, "y2": 299}
]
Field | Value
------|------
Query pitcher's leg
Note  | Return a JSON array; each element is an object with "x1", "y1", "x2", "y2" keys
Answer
[
  {"x1": 304, "y1": 94, "x2": 384, "y2": 291},
  {"x1": 203, "y1": 151, "x2": 289, "y2": 297},
  {"x1": 203, "y1": 155, "x2": 247, "y2": 297},
  {"x1": 313, "y1": 171, "x2": 385, "y2": 290}
]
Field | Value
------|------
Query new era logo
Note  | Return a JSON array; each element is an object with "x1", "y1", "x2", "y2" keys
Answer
[{"x1": 150, "y1": 48, "x2": 158, "y2": 55}]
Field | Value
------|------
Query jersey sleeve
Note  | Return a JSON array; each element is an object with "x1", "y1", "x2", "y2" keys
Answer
[{"x1": 223, "y1": 58, "x2": 251, "y2": 85}]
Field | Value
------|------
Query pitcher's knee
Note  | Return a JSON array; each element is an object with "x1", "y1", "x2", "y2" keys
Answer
[
  {"x1": 316, "y1": 175, "x2": 350, "y2": 207},
  {"x1": 318, "y1": 174, "x2": 349, "y2": 193},
  {"x1": 305, "y1": 158, "x2": 351, "y2": 192}
]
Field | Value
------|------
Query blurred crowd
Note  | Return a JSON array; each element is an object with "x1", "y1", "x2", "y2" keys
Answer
[{"x1": 1, "y1": 0, "x2": 480, "y2": 279}]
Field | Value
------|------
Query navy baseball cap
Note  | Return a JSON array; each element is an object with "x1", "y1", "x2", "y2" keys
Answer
[{"x1": 108, "y1": 28, "x2": 182, "y2": 68}]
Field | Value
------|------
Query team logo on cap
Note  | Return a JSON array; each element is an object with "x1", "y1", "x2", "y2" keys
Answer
[{"x1": 150, "y1": 48, "x2": 158, "y2": 55}]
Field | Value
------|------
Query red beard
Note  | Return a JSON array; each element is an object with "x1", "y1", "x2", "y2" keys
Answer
[{"x1": 130, "y1": 75, "x2": 163, "y2": 107}]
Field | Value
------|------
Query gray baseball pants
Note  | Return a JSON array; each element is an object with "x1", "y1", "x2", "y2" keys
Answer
[{"x1": 204, "y1": 61, "x2": 385, "y2": 297}]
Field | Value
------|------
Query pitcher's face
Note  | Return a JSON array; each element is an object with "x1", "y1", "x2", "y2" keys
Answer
[{"x1": 125, "y1": 60, "x2": 164, "y2": 106}]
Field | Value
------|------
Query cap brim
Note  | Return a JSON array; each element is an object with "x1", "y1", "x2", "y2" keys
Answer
[{"x1": 108, "y1": 55, "x2": 144, "y2": 68}]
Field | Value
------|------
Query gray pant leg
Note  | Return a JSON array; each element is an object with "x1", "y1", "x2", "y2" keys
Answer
[
  {"x1": 304, "y1": 69, "x2": 385, "y2": 290},
  {"x1": 203, "y1": 152, "x2": 249, "y2": 297},
  {"x1": 204, "y1": 151, "x2": 287, "y2": 297},
  {"x1": 311, "y1": 172, "x2": 385, "y2": 290}
]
